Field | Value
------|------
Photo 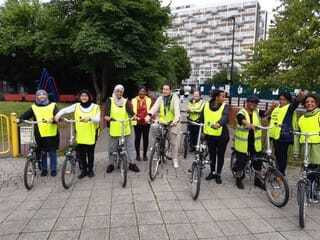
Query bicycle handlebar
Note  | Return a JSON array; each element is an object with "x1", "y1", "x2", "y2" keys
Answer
[
  {"x1": 181, "y1": 120, "x2": 204, "y2": 127},
  {"x1": 21, "y1": 119, "x2": 52, "y2": 124},
  {"x1": 292, "y1": 131, "x2": 320, "y2": 137}
]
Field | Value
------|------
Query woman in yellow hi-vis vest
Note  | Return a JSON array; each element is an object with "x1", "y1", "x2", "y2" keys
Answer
[
  {"x1": 104, "y1": 85, "x2": 140, "y2": 173},
  {"x1": 20, "y1": 90, "x2": 59, "y2": 177},
  {"x1": 294, "y1": 94, "x2": 320, "y2": 181},
  {"x1": 132, "y1": 86, "x2": 153, "y2": 162},
  {"x1": 232, "y1": 96, "x2": 266, "y2": 190},
  {"x1": 55, "y1": 90, "x2": 100, "y2": 179},
  {"x1": 199, "y1": 90, "x2": 229, "y2": 184},
  {"x1": 269, "y1": 91, "x2": 304, "y2": 175}
]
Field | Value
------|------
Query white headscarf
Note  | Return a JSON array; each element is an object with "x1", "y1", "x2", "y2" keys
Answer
[{"x1": 112, "y1": 84, "x2": 125, "y2": 106}]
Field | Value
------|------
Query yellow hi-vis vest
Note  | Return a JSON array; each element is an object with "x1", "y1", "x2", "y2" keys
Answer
[
  {"x1": 188, "y1": 99, "x2": 205, "y2": 122},
  {"x1": 31, "y1": 103, "x2": 58, "y2": 137},
  {"x1": 234, "y1": 108, "x2": 262, "y2": 154},
  {"x1": 269, "y1": 104, "x2": 295, "y2": 140},
  {"x1": 131, "y1": 96, "x2": 152, "y2": 126},
  {"x1": 159, "y1": 96, "x2": 175, "y2": 125},
  {"x1": 298, "y1": 110, "x2": 320, "y2": 143},
  {"x1": 109, "y1": 98, "x2": 131, "y2": 137},
  {"x1": 203, "y1": 103, "x2": 225, "y2": 136},
  {"x1": 74, "y1": 103, "x2": 100, "y2": 145}
]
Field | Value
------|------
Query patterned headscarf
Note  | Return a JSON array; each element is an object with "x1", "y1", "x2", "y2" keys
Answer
[
  {"x1": 35, "y1": 89, "x2": 49, "y2": 106},
  {"x1": 112, "y1": 84, "x2": 125, "y2": 106}
]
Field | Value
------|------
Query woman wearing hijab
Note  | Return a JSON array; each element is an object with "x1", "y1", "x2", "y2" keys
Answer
[
  {"x1": 19, "y1": 90, "x2": 59, "y2": 177},
  {"x1": 55, "y1": 90, "x2": 100, "y2": 178},
  {"x1": 104, "y1": 84, "x2": 140, "y2": 173},
  {"x1": 131, "y1": 86, "x2": 152, "y2": 161}
]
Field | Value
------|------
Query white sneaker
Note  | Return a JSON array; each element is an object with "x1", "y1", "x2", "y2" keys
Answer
[{"x1": 173, "y1": 159, "x2": 179, "y2": 168}]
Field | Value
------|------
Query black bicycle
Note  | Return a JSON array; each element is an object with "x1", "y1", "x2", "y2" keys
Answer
[
  {"x1": 21, "y1": 120, "x2": 44, "y2": 190},
  {"x1": 183, "y1": 120, "x2": 210, "y2": 200},
  {"x1": 61, "y1": 118, "x2": 78, "y2": 189},
  {"x1": 230, "y1": 125, "x2": 289, "y2": 208},
  {"x1": 293, "y1": 131, "x2": 320, "y2": 228},
  {"x1": 149, "y1": 122, "x2": 171, "y2": 181}
]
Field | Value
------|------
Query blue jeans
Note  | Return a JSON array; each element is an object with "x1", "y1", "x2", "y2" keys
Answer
[{"x1": 42, "y1": 151, "x2": 57, "y2": 172}]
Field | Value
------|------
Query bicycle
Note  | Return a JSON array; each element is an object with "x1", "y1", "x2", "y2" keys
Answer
[
  {"x1": 60, "y1": 118, "x2": 78, "y2": 189},
  {"x1": 183, "y1": 120, "x2": 210, "y2": 200},
  {"x1": 149, "y1": 122, "x2": 172, "y2": 181},
  {"x1": 20, "y1": 120, "x2": 45, "y2": 190},
  {"x1": 109, "y1": 118, "x2": 132, "y2": 188},
  {"x1": 293, "y1": 131, "x2": 320, "y2": 228},
  {"x1": 230, "y1": 125, "x2": 289, "y2": 208}
]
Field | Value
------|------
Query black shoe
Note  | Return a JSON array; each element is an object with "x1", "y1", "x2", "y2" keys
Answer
[
  {"x1": 41, "y1": 170, "x2": 48, "y2": 177},
  {"x1": 143, "y1": 155, "x2": 148, "y2": 161},
  {"x1": 206, "y1": 173, "x2": 217, "y2": 181},
  {"x1": 87, "y1": 171, "x2": 95, "y2": 178},
  {"x1": 136, "y1": 155, "x2": 141, "y2": 161},
  {"x1": 78, "y1": 171, "x2": 87, "y2": 179},
  {"x1": 236, "y1": 178, "x2": 244, "y2": 189},
  {"x1": 216, "y1": 175, "x2": 222, "y2": 184},
  {"x1": 254, "y1": 177, "x2": 266, "y2": 191},
  {"x1": 129, "y1": 163, "x2": 140, "y2": 172},
  {"x1": 189, "y1": 147, "x2": 195, "y2": 153},
  {"x1": 51, "y1": 170, "x2": 57, "y2": 177},
  {"x1": 106, "y1": 164, "x2": 114, "y2": 173}
]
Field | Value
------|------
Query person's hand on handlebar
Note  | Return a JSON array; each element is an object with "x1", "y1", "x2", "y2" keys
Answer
[
  {"x1": 104, "y1": 116, "x2": 111, "y2": 122},
  {"x1": 170, "y1": 120, "x2": 178, "y2": 127},
  {"x1": 245, "y1": 123, "x2": 255, "y2": 130},
  {"x1": 211, "y1": 123, "x2": 221, "y2": 129},
  {"x1": 80, "y1": 116, "x2": 91, "y2": 122},
  {"x1": 144, "y1": 114, "x2": 151, "y2": 124}
]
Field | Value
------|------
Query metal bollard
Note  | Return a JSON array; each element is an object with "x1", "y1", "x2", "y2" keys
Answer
[{"x1": 10, "y1": 113, "x2": 19, "y2": 157}]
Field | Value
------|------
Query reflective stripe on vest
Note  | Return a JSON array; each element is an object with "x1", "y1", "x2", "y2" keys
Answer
[
  {"x1": 188, "y1": 100, "x2": 205, "y2": 121},
  {"x1": 131, "y1": 96, "x2": 152, "y2": 126},
  {"x1": 75, "y1": 103, "x2": 99, "y2": 145},
  {"x1": 31, "y1": 103, "x2": 58, "y2": 137},
  {"x1": 234, "y1": 108, "x2": 262, "y2": 154},
  {"x1": 269, "y1": 104, "x2": 290, "y2": 140},
  {"x1": 159, "y1": 97, "x2": 175, "y2": 125},
  {"x1": 109, "y1": 98, "x2": 131, "y2": 137},
  {"x1": 203, "y1": 102, "x2": 225, "y2": 136},
  {"x1": 298, "y1": 111, "x2": 320, "y2": 143}
]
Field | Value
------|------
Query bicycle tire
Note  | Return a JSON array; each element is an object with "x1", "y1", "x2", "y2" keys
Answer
[
  {"x1": 149, "y1": 143, "x2": 161, "y2": 181},
  {"x1": 120, "y1": 152, "x2": 128, "y2": 188},
  {"x1": 24, "y1": 158, "x2": 36, "y2": 190},
  {"x1": 191, "y1": 162, "x2": 201, "y2": 200},
  {"x1": 297, "y1": 180, "x2": 306, "y2": 228},
  {"x1": 265, "y1": 168, "x2": 289, "y2": 208},
  {"x1": 183, "y1": 133, "x2": 188, "y2": 159},
  {"x1": 61, "y1": 156, "x2": 76, "y2": 189}
]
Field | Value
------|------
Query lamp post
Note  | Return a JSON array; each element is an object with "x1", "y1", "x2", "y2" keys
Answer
[{"x1": 227, "y1": 16, "x2": 236, "y2": 105}]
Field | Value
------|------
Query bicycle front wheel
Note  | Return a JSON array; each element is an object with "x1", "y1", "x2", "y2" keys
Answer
[
  {"x1": 61, "y1": 156, "x2": 76, "y2": 189},
  {"x1": 265, "y1": 168, "x2": 289, "y2": 208},
  {"x1": 191, "y1": 162, "x2": 201, "y2": 200},
  {"x1": 120, "y1": 153, "x2": 128, "y2": 188},
  {"x1": 149, "y1": 143, "x2": 161, "y2": 181},
  {"x1": 183, "y1": 133, "x2": 188, "y2": 159},
  {"x1": 297, "y1": 180, "x2": 307, "y2": 228},
  {"x1": 24, "y1": 158, "x2": 36, "y2": 190}
]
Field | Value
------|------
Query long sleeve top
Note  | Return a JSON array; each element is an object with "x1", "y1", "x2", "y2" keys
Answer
[
  {"x1": 55, "y1": 103, "x2": 100, "y2": 123},
  {"x1": 148, "y1": 94, "x2": 180, "y2": 123}
]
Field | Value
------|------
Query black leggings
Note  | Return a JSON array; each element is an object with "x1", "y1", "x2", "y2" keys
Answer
[
  {"x1": 134, "y1": 125, "x2": 150, "y2": 157},
  {"x1": 77, "y1": 144, "x2": 95, "y2": 173},
  {"x1": 206, "y1": 135, "x2": 229, "y2": 175},
  {"x1": 273, "y1": 140, "x2": 290, "y2": 175}
]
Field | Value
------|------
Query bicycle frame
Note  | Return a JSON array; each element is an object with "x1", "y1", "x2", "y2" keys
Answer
[{"x1": 189, "y1": 121, "x2": 208, "y2": 165}]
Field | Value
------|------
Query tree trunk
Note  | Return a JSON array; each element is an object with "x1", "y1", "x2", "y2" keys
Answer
[{"x1": 92, "y1": 71, "x2": 102, "y2": 104}]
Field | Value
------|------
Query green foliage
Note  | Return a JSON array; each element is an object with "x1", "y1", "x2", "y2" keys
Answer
[
  {"x1": 243, "y1": 0, "x2": 320, "y2": 89},
  {"x1": 206, "y1": 67, "x2": 240, "y2": 85}
]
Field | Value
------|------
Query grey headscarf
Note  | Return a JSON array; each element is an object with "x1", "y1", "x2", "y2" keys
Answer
[
  {"x1": 35, "y1": 89, "x2": 49, "y2": 106},
  {"x1": 112, "y1": 84, "x2": 125, "y2": 106}
]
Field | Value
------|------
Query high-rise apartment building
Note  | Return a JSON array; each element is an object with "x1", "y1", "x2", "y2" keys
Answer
[{"x1": 167, "y1": 0, "x2": 268, "y2": 85}]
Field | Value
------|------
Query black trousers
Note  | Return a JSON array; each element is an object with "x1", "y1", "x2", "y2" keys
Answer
[
  {"x1": 273, "y1": 140, "x2": 290, "y2": 175},
  {"x1": 134, "y1": 124, "x2": 150, "y2": 157},
  {"x1": 188, "y1": 124, "x2": 200, "y2": 147},
  {"x1": 233, "y1": 151, "x2": 263, "y2": 177},
  {"x1": 77, "y1": 144, "x2": 95, "y2": 173},
  {"x1": 206, "y1": 135, "x2": 229, "y2": 175}
]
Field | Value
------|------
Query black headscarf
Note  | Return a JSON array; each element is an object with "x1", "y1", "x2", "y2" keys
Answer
[{"x1": 78, "y1": 89, "x2": 93, "y2": 108}]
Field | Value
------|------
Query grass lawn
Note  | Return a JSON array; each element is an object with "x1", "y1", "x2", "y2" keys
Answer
[{"x1": 0, "y1": 101, "x2": 69, "y2": 117}]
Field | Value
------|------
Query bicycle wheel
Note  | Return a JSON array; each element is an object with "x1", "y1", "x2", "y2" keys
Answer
[
  {"x1": 191, "y1": 162, "x2": 201, "y2": 200},
  {"x1": 297, "y1": 180, "x2": 307, "y2": 228},
  {"x1": 23, "y1": 158, "x2": 36, "y2": 190},
  {"x1": 120, "y1": 152, "x2": 128, "y2": 188},
  {"x1": 149, "y1": 143, "x2": 161, "y2": 181},
  {"x1": 61, "y1": 156, "x2": 76, "y2": 189},
  {"x1": 183, "y1": 133, "x2": 188, "y2": 159},
  {"x1": 265, "y1": 168, "x2": 289, "y2": 208},
  {"x1": 230, "y1": 151, "x2": 239, "y2": 178}
]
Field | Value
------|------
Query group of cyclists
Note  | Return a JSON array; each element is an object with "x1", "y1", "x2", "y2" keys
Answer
[{"x1": 18, "y1": 83, "x2": 320, "y2": 193}]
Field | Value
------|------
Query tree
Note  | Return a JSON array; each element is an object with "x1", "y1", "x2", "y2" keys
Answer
[
  {"x1": 206, "y1": 67, "x2": 240, "y2": 85},
  {"x1": 243, "y1": 0, "x2": 320, "y2": 89}
]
